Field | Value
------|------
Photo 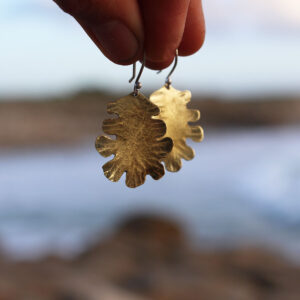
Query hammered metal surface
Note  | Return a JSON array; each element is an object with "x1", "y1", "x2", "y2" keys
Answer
[
  {"x1": 95, "y1": 93, "x2": 173, "y2": 188},
  {"x1": 150, "y1": 86, "x2": 204, "y2": 172}
]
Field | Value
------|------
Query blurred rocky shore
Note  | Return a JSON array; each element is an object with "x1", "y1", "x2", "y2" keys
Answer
[
  {"x1": 1, "y1": 214, "x2": 300, "y2": 300},
  {"x1": 0, "y1": 90, "x2": 299, "y2": 148},
  {"x1": 1, "y1": 92, "x2": 300, "y2": 299}
]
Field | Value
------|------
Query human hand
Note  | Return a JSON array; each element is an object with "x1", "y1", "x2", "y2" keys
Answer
[{"x1": 54, "y1": 0, "x2": 205, "y2": 70}]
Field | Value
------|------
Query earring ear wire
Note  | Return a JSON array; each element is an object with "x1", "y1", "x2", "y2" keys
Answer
[
  {"x1": 128, "y1": 55, "x2": 146, "y2": 96},
  {"x1": 133, "y1": 56, "x2": 145, "y2": 96},
  {"x1": 165, "y1": 49, "x2": 178, "y2": 89},
  {"x1": 129, "y1": 63, "x2": 136, "y2": 83},
  {"x1": 156, "y1": 49, "x2": 179, "y2": 88}
]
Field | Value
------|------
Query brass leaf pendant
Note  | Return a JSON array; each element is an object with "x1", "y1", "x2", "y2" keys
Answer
[
  {"x1": 150, "y1": 85, "x2": 204, "y2": 172},
  {"x1": 95, "y1": 93, "x2": 173, "y2": 188}
]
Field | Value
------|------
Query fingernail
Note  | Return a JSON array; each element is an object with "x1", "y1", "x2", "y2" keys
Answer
[{"x1": 93, "y1": 20, "x2": 139, "y2": 63}]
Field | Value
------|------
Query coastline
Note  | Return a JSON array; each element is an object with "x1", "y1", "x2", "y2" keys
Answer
[{"x1": 0, "y1": 91, "x2": 299, "y2": 148}]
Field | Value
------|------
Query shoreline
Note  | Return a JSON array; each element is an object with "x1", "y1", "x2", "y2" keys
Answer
[{"x1": 0, "y1": 92, "x2": 299, "y2": 148}]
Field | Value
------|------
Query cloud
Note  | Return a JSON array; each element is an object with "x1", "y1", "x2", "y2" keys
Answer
[
  {"x1": 0, "y1": 0, "x2": 61, "y2": 19},
  {"x1": 271, "y1": 0, "x2": 300, "y2": 26},
  {"x1": 2, "y1": 0, "x2": 300, "y2": 32},
  {"x1": 204, "y1": 0, "x2": 300, "y2": 34}
]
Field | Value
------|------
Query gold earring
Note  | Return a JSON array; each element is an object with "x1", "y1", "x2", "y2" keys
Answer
[
  {"x1": 150, "y1": 50, "x2": 204, "y2": 172},
  {"x1": 95, "y1": 57, "x2": 173, "y2": 188}
]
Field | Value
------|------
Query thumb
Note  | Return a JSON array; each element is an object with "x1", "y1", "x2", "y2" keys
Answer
[{"x1": 54, "y1": 0, "x2": 143, "y2": 65}]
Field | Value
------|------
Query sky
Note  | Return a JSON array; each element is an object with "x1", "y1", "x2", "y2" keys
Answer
[{"x1": 0, "y1": 0, "x2": 300, "y2": 98}]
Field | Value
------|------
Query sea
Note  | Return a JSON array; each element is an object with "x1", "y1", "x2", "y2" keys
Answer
[{"x1": 0, "y1": 127, "x2": 300, "y2": 261}]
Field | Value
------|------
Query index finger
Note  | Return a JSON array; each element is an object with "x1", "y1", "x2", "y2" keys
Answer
[{"x1": 138, "y1": 0, "x2": 191, "y2": 70}]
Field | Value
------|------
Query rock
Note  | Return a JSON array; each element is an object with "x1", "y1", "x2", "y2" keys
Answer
[
  {"x1": 116, "y1": 214, "x2": 184, "y2": 245},
  {"x1": 78, "y1": 214, "x2": 186, "y2": 267},
  {"x1": 1, "y1": 214, "x2": 300, "y2": 300}
]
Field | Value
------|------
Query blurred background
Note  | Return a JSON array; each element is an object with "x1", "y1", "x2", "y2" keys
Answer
[{"x1": 0, "y1": 0, "x2": 300, "y2": 299}]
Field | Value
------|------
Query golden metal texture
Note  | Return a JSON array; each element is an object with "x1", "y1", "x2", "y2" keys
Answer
[
  {"x1": 95, "y1": 93, "x2": 173, "y2": 188},
  {"x1": 150, "y1": 85, "x2": 204, "y2": 172}
]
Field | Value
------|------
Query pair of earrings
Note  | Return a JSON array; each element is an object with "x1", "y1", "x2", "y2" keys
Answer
[{"x1": 95, "y1": 51, "x2": 204, "y2": 188}]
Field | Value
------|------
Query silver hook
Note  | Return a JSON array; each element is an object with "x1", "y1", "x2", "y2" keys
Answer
[
  {"x1": 165, "y1": 49, "x2": 178, "y2": 89},
  {"x1": 155, "y1": 50, "x2": 178, "y2": 85},
  {"x1": 129, "y1": 63, "x2": 136, "y2": 83},
  {"x1": 133, "y1": 56, "x2": 145, "y2": 96}
]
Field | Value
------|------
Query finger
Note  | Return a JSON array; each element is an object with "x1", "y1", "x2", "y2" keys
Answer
[
  {"x1": 178, "y1": 0, "x2": 206, "y2": 56},
  {"x1": 138, "y1": 0, "x2": 191, "y2": 70},
  {"x1": 53, "y1": 0, "x2": 143, "y2": 65}
]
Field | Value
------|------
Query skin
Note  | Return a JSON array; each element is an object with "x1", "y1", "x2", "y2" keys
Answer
[{"x1": 53, "y1": 0, "x2": 205, "y2": 70}]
